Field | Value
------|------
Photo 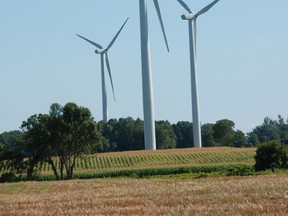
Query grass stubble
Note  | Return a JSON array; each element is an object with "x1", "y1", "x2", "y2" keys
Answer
[{"x1": 0, "y1": 174, "x2": 287, "y2": 215}]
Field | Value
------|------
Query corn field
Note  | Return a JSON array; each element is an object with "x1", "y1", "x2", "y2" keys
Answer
[{"x1": 38, "y1": 147, "x2": 255, "y2": 175}]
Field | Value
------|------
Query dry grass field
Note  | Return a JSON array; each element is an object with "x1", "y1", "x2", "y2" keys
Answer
[{"x1": 1, "y1": 174, "x2": 288, "y2": 215}]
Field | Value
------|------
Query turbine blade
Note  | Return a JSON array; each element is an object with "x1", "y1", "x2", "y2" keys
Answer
[
  {"x1": 106, "y1": 18, "x2": 129, "y2": 51},
  {"x1": 105, "y1": 53, "x2": 116, "y2": 102},
  {"x1": 177, "y1": 0, "x2": 192, "y2": 13},
  {"x1": 193, "y1": 19, "x2": 197, "y2": 53},
  {"x1": 153, "y1": 0, "x2": 170, "y2": 52},
  {"x1": 76, "y1": 34, "x2": 103, "y2": 49},
  {"x1": 195, "y1": 0, "x2": 220, "y2": 17}
]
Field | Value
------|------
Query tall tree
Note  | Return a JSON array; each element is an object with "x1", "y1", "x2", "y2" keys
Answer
[
  {"x1": 156, "y1": 121, "x2": 176, "y2": 149},
  {"x1": 233, "y1": 130, "x2": 247, "y2": 147},
  {"x1": 247, "y1": 117, "x2": 282, "y2": 145},
  {"x1": 60, "y1": 103, "x2": 100, "y2": 179},
  {"x1": 21, "y1": 114, "x2": 53, "y2": 179},
  {"x1": 173, "y1": 121, "x2": 193, "y2": 148},
  {"x1": 0, "y1": 131, "x2": 25, "y2": 173},
  {"x1": 201, "y1": 123, "x2": 215, "y2": 147},
  {"x1": 213, "y1": 119, "x2": 235, "y2": 146},
  {"x1": 20, "y1": 103, "x2": 100, "y2": 180}
]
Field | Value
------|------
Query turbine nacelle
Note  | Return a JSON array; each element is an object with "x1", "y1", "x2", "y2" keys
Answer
[
  {"x1": 95, "y1": 49, "x2": 106, "y2": 54},
  {"x1": 181, "y1": 13, "x2": 196, "y2": 20}
]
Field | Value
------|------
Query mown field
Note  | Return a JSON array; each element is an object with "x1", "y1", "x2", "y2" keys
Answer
[
  {"x1": 1, "y1": 174, "x2": 287, "y2": 215},
  {"x1": 38, "y1": 147, "x2": 256, "y2": 177}
]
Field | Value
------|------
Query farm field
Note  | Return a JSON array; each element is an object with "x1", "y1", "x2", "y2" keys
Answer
[
  {"x1": 0, "y1": 174, "x2": 287, "y2": 215},
  {"x1": 38, "y1": 147, "x2": 256, "y2": 176}
]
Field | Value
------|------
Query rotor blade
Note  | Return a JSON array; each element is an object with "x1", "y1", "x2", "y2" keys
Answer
[
  {"x1": 106, "y1": 18, "x2": 129, "y2": 51},
  {"x1": 195, "y1": 0, "x2": 220, "y2": 17},
  {"x1": 76, "y1": 34, "x2": 103, "y2": 49},
  {"x1": 153, "y1": 0, "x2": 170, "y2": 52},
  {"x1": 193, "y1": 19, "x2": 197, "y2": 54},
  {"x1": 177, "y1": 0, "x2": 192, "y2": 13},
  {"x1": 105, "y1": 53, "x2": 116, "y2": 102}
]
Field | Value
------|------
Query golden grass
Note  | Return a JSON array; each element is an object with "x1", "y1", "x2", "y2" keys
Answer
[{"x1": 1, "y1": 174, "x2": 287, "y2": 215}]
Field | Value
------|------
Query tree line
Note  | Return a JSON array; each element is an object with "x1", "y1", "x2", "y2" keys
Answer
[{"x1": 1, "y1": 102, "x2": 288, "y2": 179}]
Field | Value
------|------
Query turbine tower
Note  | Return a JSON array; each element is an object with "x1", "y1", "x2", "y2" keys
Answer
[
  {"x1": 177, "y1": 0, "x2": 220, "y2": 148},
  {"x1": 139, "y1": 0, "x2": 170, "y2": 150},
  {"x1": 76, "y1": 18, "x2": 129, "y2": 122}
]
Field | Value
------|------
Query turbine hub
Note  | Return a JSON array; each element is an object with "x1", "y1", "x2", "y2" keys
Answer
[{"x1": 181, "y1": 13, "x2": 195, "y2": 20}]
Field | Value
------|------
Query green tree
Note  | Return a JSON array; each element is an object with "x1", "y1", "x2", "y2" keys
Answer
[
  {"x1": 247, "y1": 116, "x2": 288, "y2": 146},
  {"x1": 100, "y1": 119, "x2": 118, "y2": 152},
  {"x1": 213, "y1": 119, "x2": 235, "y2": 146},
  {"x1": 21, "y1": 114, "x2": 54, "y2": 179},
  {"x1": 115, "y1": 117, "x2": 137, "y2": 151},
  {"x1": 173, "y1": 121, "x2": 193, "y2": 148},
  {"x1": 156, "y1": 121, "x2": 176, "y2": 149},
  {"x1": 60, "y1": 103, "x2": 100, "y2": 179},
  {"x1": 20, "y1": 103, "x2": 100, "y2": 180},
  {"x1": 233, "y1": 130, "x2": 247, "y2": 147},
  {"x1": 252, "y1": 117, "x2": 281, "y2": 143},
  {"x1": 0, "y1": 131, "x2": 24, "y2": 161},
  {"x1": 0, "y1": 131, "x2": 25, "y2": 175},
  {"x1": 201, "y1": 123, "x2": 215, "y2": 147},
  {"x1": 255, "y1": 140, "x2": 288, "y2": 171},
  {"x1": 133, "y1": 118, "x2": 145, "y2": 150},
  {"x1": 246, "y1": 132, "x2": 259, "y2": 147},
  {"x1": 100, "y1": 117, "x2": 144, "y2": 151},
  {"x1": 277, "y1": 115, "x2": 288, "y2": 144}
]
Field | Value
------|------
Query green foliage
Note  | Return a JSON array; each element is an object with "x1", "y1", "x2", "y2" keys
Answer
[
  {"x1": 247, "y1": 116, "x2": 288, "y2": 146},
  {"x1": 69, "y1": 164, "x2": 255, "y2": 179},
  {"x1": 201, "y1": 123, "x2": 215, "y2": 147},
  {"x1": 0, "y1": 131, "x2": 26, "y2": 173},
  {"x1": 156, "y1": 121, "x2": 176, "y2": 149},
  {"x1": 60, "y1": 102, "x2": 100, "y2": 179},
  {"x1": 173, "y1": 121, "x2": 193, "y2": 148},
  {"x1": 233, "y1": 130, "x2": 247, "y2": 147},
  {"x1": 0, "y1": 131, "x2": 24, "y2": 161},
  {"x1": 226, "y1": 165, "x2": 255, "y2": 176},
  {"x1": 100, "y1": 117, "x2": 144, "y2": 151},
  {"x1": 19, "y1": 102, "x2": 100, "y2": 180},
  {"x1": 213, "y1": 119, "x2": 235, "y2": 146},
  {"x1": 0, "y1": 172, "x2": 18, "y2": 183},
  {"x1": 254, "y1": 140, "x2": 288, "y2": 171}
]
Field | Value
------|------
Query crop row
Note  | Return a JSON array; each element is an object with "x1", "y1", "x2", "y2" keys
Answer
[{"x1": 38, "y1": 148, "x2": 255, "y2": 174}]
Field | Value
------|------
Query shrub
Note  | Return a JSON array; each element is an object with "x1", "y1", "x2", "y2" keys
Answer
[
  {"x1": 255, "y1": 140, "x2": 288, "y2": 171},
  {"x1": 0, "y1": 172, "x2": 18, "y2": 183}
]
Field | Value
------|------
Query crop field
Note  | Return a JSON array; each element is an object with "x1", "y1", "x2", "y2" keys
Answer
[
  {"x1": 38, "y1": 147, "x2": 256, "y2": 176},
  {"x1": 1, "y1": 174, "x2": 288, "y2": 215}
]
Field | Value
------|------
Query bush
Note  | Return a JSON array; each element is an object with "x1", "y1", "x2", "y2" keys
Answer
[
  {"x1": 255, "y1": 140, "x2": 288, "y2": 171},
  {"x1": 0, "y1": 172, "x2": 18, "y2": 183}
]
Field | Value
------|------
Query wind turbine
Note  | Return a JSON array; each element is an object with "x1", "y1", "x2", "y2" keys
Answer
[
  {"x1": 139, "y1": 0, "x2": 170, "y2": 150},
  {"x1": 76, "y1": 18, "x2": 129, "y2": 123},
  {"x1": 177, "y1": 0, "x2": 220, "y2": 148}
]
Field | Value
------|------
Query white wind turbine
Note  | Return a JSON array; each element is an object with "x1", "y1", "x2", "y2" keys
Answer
[
  {"x1": 139, "y1": 0, "x2": 170, "y2": 150},
  {"x1": 76, "y1": 18, "x2": 129, "y2": 123},
  {"x1": 177, "y1": 0, "x2": 220, "y2": 148}
]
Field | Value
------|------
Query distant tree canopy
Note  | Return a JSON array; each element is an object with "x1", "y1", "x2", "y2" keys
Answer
[
  {"x1": 156, "y1": 121, "x2": 176, "y2": 149},
  {"x1": 173, "y1": 121, "x2": 193, "y2": 148},
  {"x1": 247, "y1": 115, "x2": 288, "y2": 146}
]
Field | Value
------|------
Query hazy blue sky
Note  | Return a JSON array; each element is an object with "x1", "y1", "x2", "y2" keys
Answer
[{"x1": 1, "y1": 0, "x2": 288, "y2": 133}]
